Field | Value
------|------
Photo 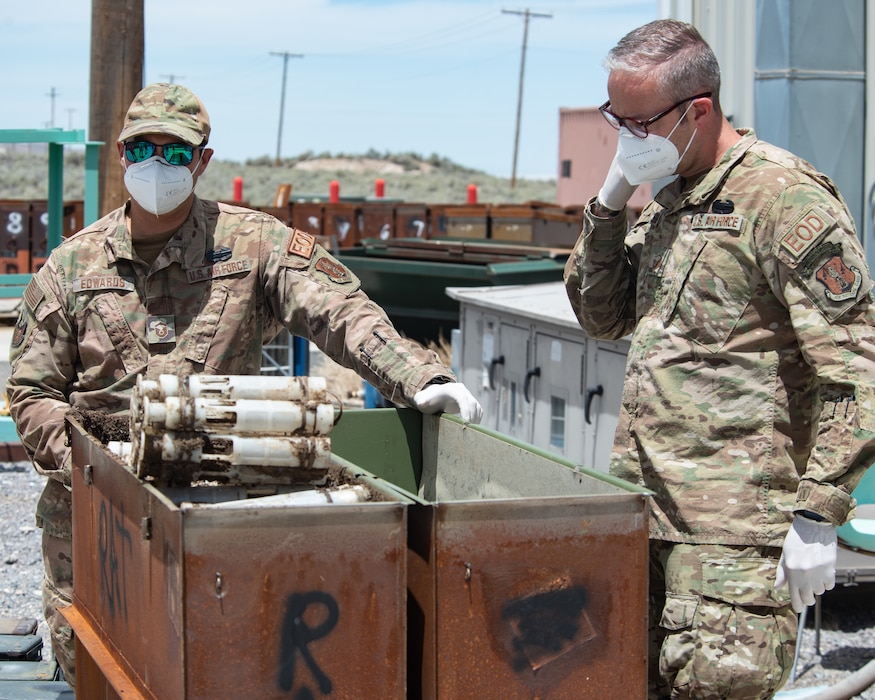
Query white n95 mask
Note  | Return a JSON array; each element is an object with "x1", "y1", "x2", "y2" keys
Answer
[
  {"x1": 615, "y1": 101, "x2": 697, "y2": 186},
  {"x1": 123, "y1": 156, "x2": 195, "y2": 215}
]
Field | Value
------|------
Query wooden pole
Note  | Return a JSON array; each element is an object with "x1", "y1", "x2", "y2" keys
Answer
[{"x1": 89, "y1": 0, "x2": 144, "y2": 217}]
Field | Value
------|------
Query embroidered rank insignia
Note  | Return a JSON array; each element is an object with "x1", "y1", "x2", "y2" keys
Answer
[
  {"x1": 147, "y1": 315, "x2": 177, "y2": 344},
  {"x1": 315, "y1": 257, "x2": 351, "y2": 284},
  {"x1": 289, "y1": 229, "x2": 316, "y2": 260},
  {"x1": 815, "y1": 255, "x2": 862, "y2": 302}
]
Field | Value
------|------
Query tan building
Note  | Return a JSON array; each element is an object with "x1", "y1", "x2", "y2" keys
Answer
[{"x1": 556, "y1": 106, "x2": 652, "y2": 214}]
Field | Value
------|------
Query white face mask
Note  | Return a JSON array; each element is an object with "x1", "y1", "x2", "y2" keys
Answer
[
  {"x1": 615, "y1": 101, "x2": 697, "y2": 186},
  {"x1": 123, "y1": 156, "x2": 196, "y2": 215}
]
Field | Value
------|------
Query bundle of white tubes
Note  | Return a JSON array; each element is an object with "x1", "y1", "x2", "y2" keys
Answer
[{"x1": 126, "y1": 374, "x2": 338, "y2": 481}]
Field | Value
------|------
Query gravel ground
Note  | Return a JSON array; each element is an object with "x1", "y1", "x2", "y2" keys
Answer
[
  {"x1": 0, "y1": 460, "x2": 53, "y2": 666},
  {"x1": 1, "y1": 458, "x2": 874, "y2": 697}
]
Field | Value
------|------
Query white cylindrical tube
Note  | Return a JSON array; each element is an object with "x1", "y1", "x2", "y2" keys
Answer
[
  {"x1": 135, "y1": 374, "x2": 328, "y2": 402},
  {"x1": 137, "y1": 397, "x2": 336, "y2": 436},
  {"x1": 149, "y1": 432, "x2": 332, "y2": 469},
  {"x1": 190, "y1": 484, "x2": 370, "y2": 510},
  {"x1": 107, "y1": 441, "x2": 132, "y2": 461}
]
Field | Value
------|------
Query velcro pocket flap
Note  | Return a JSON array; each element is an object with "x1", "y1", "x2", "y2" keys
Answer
[
  {"x1": 701, "y1": 557, "x2": 789, "y2": 608},
  {"x1": 659, "y1": 593, "x2": 698, "y2": 631}
]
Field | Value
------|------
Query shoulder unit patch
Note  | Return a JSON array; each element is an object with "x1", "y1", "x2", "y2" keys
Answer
[
  {"x1": 815, "y1": 254, "x2": 862, "y2": 302},
  {"x1": 315, "y1": 257, "x2": 352, "y2": 284}
]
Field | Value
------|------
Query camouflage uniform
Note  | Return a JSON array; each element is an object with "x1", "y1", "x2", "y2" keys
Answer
[
  {"x1": 564, "y1": 129, "x2": 875, "y2": 698},
  {"x1": 6, "y1": 197, "x2": 455, "y2": 685}
]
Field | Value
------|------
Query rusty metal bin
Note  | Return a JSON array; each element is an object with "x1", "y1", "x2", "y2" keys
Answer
[
  {"x1": 331, "y1": 409, "x2": 650, "y2": 700},
  {"x1": 65, "y1": 416, "x2": 411, "y2": 700},
  {"x1": 0, "y1": 200, "x2": 31, "y2": 274},
  {"x1": 444, "y1": 204, "x2": 490, "y2": 239}
]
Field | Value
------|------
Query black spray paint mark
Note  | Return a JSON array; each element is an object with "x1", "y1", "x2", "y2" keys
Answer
[
  {"x1": 502, "y1": 584, "x2": 592, "y2": 672},
  {"x1": 277, "y1": 591, "x2": 340, "y2": 697},
  {"x1": 97, "y1": 499, "x2": 133, "y2": 621}
]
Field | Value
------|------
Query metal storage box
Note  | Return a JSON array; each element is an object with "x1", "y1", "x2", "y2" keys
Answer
[
  {"x1": 444, "y1": 204, "x2": 490, "y2": 239},
  {"x1": 395, "y1": 203, "x2": 428, "y2": 239},
  {"x1": 290, "y1": 200, "x2": 324, "y2": 238},
  {"x1": 323, "y1": 202, "x2": 361, "y2": 248},
  {"x1": 0, "y1": 200, "x2": 31, "y2": 275},
  {"x1": 332, "y1": 409, "x2": 650, "y2": 700},
  {"x1": 359, "y1": 201, "x2": 396, "y2": 240},
  {"x1": 65, "y1": 415, "x2": 412, "y2": 700}
]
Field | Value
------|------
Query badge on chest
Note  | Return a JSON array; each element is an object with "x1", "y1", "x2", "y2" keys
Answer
[{"x1": 147, "y1": 315, "x2": 176, "y2": 344}]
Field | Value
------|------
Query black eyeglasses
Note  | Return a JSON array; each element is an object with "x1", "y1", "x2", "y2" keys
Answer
[
  {"x1": 124, "y1": 140, "x2": 201, "y2": 166},
  {"x1": 599, "y1": 92, "x2": 712, "y2": 138}
]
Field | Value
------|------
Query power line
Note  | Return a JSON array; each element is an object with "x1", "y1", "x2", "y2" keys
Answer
[
  {"x1": 270, "y1": 51, "x2": 304, "y2": 165},
  {"x1": 502, "y1": 8, "x2": 551, "y2": 188},
  {"x1": 160, "y1": 74, "x2": 185, "y2": 84}
]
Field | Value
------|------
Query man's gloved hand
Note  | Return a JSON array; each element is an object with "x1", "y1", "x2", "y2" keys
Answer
[
  {"x1": 597, "y1": 153, "x2": 638, "y2": 213},
  {"x1": 413, "y1": 382, "x2": 483, "y2": 424},
  {"x1": 775, "y1": 514, "x2": 838, "y2": 613}
]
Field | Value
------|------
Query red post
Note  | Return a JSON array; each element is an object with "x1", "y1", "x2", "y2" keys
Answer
[
  {"x1": 375, "y1": 179, "x2": 385, "y2": 199},
  {"x1": 467, "y1": 183, "x2": 478, "y2": 204},
  {"x1": 233, "y1": 176, "x2": 243, "y2": 202},
  {"x1": 329, "y1": 180, "x2": 340, "y2": 203}
]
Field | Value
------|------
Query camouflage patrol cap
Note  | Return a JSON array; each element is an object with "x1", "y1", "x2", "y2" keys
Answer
[{"x1": 118, "y1": 83, "x2": 210, "y2": 146}]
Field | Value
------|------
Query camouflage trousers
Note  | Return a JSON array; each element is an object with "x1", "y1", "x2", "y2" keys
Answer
[
  {"x1": 43, "y1": 531, "x2": 75, "y2": 688},
  {"x1": 648, "y1": 541, "x2": 797, "y2": 700}
]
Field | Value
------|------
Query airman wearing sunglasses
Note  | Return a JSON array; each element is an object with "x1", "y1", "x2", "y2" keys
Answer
[
  {"x1": 6, "y1": 82, "x2": 483, "y2": 687},
  {"x1": 563, "y1": 19, "x2": 875, "y2": 699}
]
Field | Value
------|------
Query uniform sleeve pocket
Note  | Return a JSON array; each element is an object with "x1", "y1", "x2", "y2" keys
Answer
[{"x1": 660, "y1": 593, "x2": 699, "y2": 631}]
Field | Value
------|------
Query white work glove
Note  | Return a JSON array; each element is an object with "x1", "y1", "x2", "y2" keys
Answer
[
  {"x1": 775, "y1": 514, "x2": 837, "y2": 613},
  {"x1": 597, "y1": 153, "x2": 638, "y2": 213},
  {"x1": 413, "y1": 382, "x2": 483, "y2": 424}
]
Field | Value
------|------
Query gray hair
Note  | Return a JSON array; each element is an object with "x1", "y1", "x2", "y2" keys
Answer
[{"x1": 605, "y1": 19, "x2": 721, "y2": 107}]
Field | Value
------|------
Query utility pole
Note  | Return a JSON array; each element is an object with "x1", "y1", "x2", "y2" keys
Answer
[
  {"x1": 90, "y1": 0, "x2": 144, "y2": 216},
  {"x1": 46, "y1": 87, "x2": 59, "y2": 128},
  {"x1": 270, "y1": 51, "x2": 303, "y2": 166},
  {"x1": 502, "y1": 8, "x2": 551, "y2": 189},
  {"x1": 160, "y1": 74, "x2": 184, "y2": 84}
]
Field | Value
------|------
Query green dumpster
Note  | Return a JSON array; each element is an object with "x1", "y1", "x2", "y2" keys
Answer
[{"x1": 337, "y1": 238, "x2": 568, "y2": 344}]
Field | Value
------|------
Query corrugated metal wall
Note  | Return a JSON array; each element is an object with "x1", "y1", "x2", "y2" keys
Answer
[
  {"x1": 664, "y1": 0, "x2": 873, "y2": 265},
  {"x1": 755, "y1": 0, "x2": 866, "y2": 249}
]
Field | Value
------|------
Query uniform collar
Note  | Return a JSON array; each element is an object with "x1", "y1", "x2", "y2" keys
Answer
[
  {"x1": 655, "y1": 128, "x2": 757, "y2": 212},
  {"x1": 106, "y1": 197, "x2": 209, "y2": 269}
]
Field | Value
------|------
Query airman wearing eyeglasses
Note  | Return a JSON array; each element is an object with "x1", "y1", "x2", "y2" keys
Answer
[
  {"x1": 563, "y1": 19, "x2": 875, "y2": 699},
  {"x1": 6, "y1": 82, "x2": 482, "y2": 687}
]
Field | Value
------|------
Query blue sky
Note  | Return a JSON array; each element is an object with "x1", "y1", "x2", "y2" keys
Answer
[{"x1": 1, "y1": 0, "x2": 658, "y2": 178}]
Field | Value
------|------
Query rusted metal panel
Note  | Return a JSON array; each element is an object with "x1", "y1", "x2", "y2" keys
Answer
[
  {"x1": 333, "y1": 410, "x2": 650, "y2": 700},
  {"x1": 70, "y1": 418, "x2": 183, "y2": 700},
  {"x1": 359, "y1": 201, "x2": 395, "y2": 241},
  {"x1": 443, "y1": 204, "x2": 490, "y2": 240},
  {"x1": 68, "y1": 416, "x2": 409, "y2": 699},
  {"x1": 323, "y1": 202, "x2": 361, "y2": 248},
  {"x1": 0, "y1": 199, "x2": 31, "y2": 274},
  {"x1": 427, "y1": 498, "x2": 647, "y2": 699},
  {"x1": 416, "y1": 416, "x2": 648, "y2": 699}
]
